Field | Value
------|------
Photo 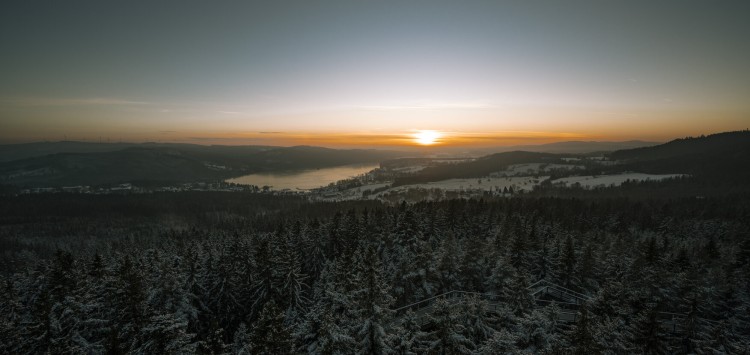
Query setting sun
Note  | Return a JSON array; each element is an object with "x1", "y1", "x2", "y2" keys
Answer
[{"x1": 414, "y1": 130, "x2": 442, "y2": 145}]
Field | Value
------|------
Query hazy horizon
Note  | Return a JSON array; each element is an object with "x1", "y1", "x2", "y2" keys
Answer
[
  {"x1": 0, "y1": 135, "x2": 665, "y2": 149},
  {"x1": 2, "y1": 1, "x2": 749, "y2": 147}
]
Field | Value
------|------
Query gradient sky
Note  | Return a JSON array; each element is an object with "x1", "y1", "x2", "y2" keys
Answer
[{"x1": 1, "y1": 0, "x2": 749, "y2": 147}]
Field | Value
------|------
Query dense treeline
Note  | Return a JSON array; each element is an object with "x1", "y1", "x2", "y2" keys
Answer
[
  {"x1": 531, "y1": 177, "x2": 750, "y2": 200},
  {"x1": 1, "y1": 194, "x2": 749, "y2": 353},
  {"x1": 392, "y1": 152, "x2": 559, "y2": 186}
]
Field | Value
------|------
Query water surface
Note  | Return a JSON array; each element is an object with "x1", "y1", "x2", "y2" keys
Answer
[{"x1": 226, "y1": 164, "x2": 378, "y2": 190}]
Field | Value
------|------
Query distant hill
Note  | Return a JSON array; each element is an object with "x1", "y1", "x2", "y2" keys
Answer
[
  {"x1": 452, "y1": 140, "x2": 659, "y2": 156},
  {"x1": 0, "y1": 141, "x2": 279, "y2": 162},
  {"x1": 0, "y1": 141, "x2": 132, "y2": 162},
  {"x1": 393, "y1": 130, "x2": 750, "y2": 186},
  {"x1": 4, "y1": 131, "x2": 748, "y2": 188},
  {"x1": 610, "y1": 131, "x2": 750, "y2": 161},
  {"x1": 609, "y1": 130, "x2": 750, "y2": 182},
  {"x1": 0, "y1": 144, "x2": 407, "y2": 187},
  {"x1": 507, "y1": 140, "x2": 659, "y2": 154}
]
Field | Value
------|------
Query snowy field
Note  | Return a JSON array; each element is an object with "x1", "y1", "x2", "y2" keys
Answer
[
  {"x1": 317, "y1": 176, "x2": 548, "y2": 201},
  {"x1": 317, "y1": 170, "x2": 686, "y2": 202},
  {"x1": 317, "y1": 182, "x2": 391, "y2": 201},
  {"x1": 357, "y1": 182, "x2": 391, "y2": 191},
  {"x1": 495, "y1": 163, "x2": 584, "y2": 176},
  {"x1": 378, "y1": 176, "x2": 547, "y2": 195},
  {"x1": 551, "y1": 173, "x2": 684, "y2": 188}
]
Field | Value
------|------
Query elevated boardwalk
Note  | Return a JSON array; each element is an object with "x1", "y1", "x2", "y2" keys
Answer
[
  {"x1": 388, "y1": 279, "x2": 707, "y2": 333},
  {"x1": 390, "y1": 280, "x2": 584, "y2": 326},
  {"x1": 528, "y1": 279, "x2": 588, "y2": 305}
]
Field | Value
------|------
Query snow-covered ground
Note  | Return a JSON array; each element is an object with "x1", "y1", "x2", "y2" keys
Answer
[
  {"x1": 357, "y1": 182, "x2": 391, "y2": 191},
  {"x1": 314, "y1": 164, "x2": 685, "y2": 202},
  {"x1": 315, "y1": 176, "x2": 548, "y2": 201},
  {"x1": 551, "y1": 173, "x2": 684, "y2": 188},
  {"x1": 378, "y1": 176, "x2": 546, "y2": 195},
  {"x1": 494, "y1": 163, "x2": 584, "y2": 177},
  {"x1": 316, "y1": 182, "x2": 391, "y2": 201}
]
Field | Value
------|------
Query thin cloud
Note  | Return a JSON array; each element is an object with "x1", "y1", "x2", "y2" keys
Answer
[
  {"x1": 1, "y1": 97, "x2": 150, "y2": 107},
  {"x1": 357, "y1": 101, "x2": 492, "y2": 111}
]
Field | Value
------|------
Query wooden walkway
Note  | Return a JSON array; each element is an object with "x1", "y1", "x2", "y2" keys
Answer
[
  {"x1": 389, "y1": 280, "x2": 583, "y2": 326},
  {"x1": 388, "y1": 279, "x2": 710, "y2": 333}
]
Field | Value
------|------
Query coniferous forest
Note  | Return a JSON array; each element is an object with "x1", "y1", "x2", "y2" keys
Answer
[
  {"x1": 3, "y1": 0, "x2": 750, "y2": 353},
  {"x1": 1, "y1": 192, "x2": 749, "y2": 354}
]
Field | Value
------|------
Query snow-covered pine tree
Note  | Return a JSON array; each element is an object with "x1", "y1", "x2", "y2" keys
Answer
[
  {"x1": 517, "y1": 308, "x2": 555, "y2": 353},
  {"x1": 567, "y1": 302, "x2": 600, "y2": 354},
  {"x1": 435, "y1": 230, "x2": 463, "y2": 294},
  {"x1": 509, "y1": 224, "x2": 528, "y2": 271},
  {"x1": 249, "y1": 300, "x2": 293, "y2": 354},
  {"x1": 302, "y1": 219, "x2": 327, "y2": 284},
  {"x1": 505, "y1": 272, "x2": 534, "y2": 317},
  {"x1": 485, "y1": 255, "x2": 514, "y2": 299},
  {"x1": 425, "y1": 297, "x2": 474, "y2": 354},
  {"x1": 249, "y1": 234, "x2": 276, "y2": 318},
  {"x1": 295, "y1": 261, "x2": 355, "y2": 354},
  {"x1": 351, "y1": 245, "x2": 394, "y2": 354},
  {"x1": 275, "y1": 227, "x2": 310, "y2": 325},
  {"x1": 197, "y1": 317, "x2": 229, "y2": 354},
  {"x1": 112, "y1": 256, "x2": 147, "y2": 352},
  {"x1": 460, "y1": 232, "x2": 488, "y2": 292},
  {"x1": 388, "y1": 309, "x2": 428, "y2": 355},
  {"x1": 476, "y1": 328, "x2": 518, "y2": 354},
  {"x1": 459, "y1": 295, "x2": 497, "y2": 346},
  {"x1": 232, "y1": 322, "x2": 252, "y2": 355},
  {"x1": 629, "y1": 304, "x2": 669, "y2": 354},
  {"x1": 561, "y1": 234, "x2": 577, "y2": 289},
  {"x1": 138, "y1": 313, "x2": 196, "y2": 354}
]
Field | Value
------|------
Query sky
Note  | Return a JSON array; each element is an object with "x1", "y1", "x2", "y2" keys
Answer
[{"x1": 1, "y1": 0, "x2": 749, "y2": 148}]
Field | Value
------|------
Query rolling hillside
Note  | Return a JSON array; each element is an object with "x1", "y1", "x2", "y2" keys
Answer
[
  {"x1": 610, "y1": 130, "x2": 750, "y2": 182},
  {"x1": 392, "y1": 130, "x2": 750, "y2": 187},
  {"x1": 0, "y1": 144, "x2": 407, "y2": 187}
]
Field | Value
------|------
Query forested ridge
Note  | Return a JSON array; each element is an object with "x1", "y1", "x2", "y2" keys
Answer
[
  {"x1": 0, "y1": 144, "x2": 407, "y2": 187},
  {"x1": 1, "y1": 193, "x2": 749, "y2": 353}
]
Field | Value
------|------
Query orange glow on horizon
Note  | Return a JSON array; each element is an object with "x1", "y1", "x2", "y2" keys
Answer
[{"x1": 139, "y1": 129, "x2": 594, "y2": 148}]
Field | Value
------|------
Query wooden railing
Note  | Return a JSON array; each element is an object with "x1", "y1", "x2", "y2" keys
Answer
[{"x1": 387, "y1": 278, "x2": 716, "y2": 334}]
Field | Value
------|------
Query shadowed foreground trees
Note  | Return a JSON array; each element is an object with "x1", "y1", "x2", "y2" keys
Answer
[{"x1": 1, "y1": 195, "x2": 749, "y2": 353}]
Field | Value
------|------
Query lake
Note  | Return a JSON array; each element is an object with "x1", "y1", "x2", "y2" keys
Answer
[{"x1": 226, "y1": 164, "x2": 379, "y2": 190}]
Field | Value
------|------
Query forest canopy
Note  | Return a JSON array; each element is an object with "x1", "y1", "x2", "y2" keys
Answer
[{"x1": 1, "y1": 192, "x2": 748, "y2": 353}]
